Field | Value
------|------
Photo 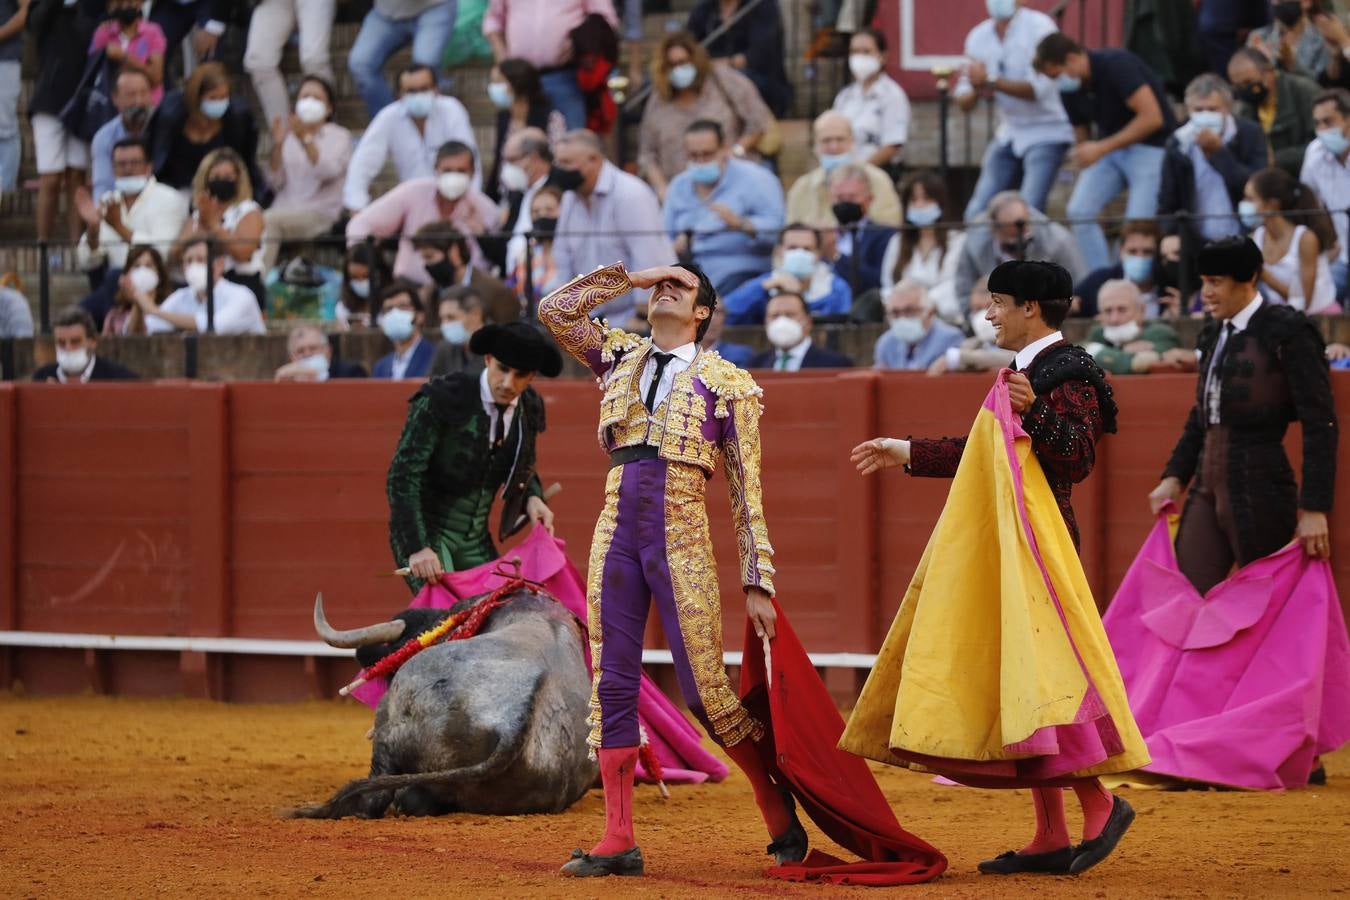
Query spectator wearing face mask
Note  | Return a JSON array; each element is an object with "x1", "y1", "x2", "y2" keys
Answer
[
  {"x1": 501, "y1": 129, "x2": 556, "y2": 280},
  {"x1": 140, "y1": 236, "x2": 266, "y2": 335},
  {"x1": 874, "y1": 279, "x2": 966, "y2": 371},
  {"x1": 638, "y1": 30, "x2": 772, "y2": 202},
  {"x1": 147, "y1": 62, "x2": 264, "y2": 196},
  {"x1": 430, "y1": 287, "x2": 487, "y2": 377},
  {"x1": 91, "y1": 0, "x2": 166, "y2": 104},
  {"x1": 486, "y1": 60, "x2": 566, "y2": 204},
  {"x1": 179, "y1": 147, "x2": 268, "y2": 309},
  {"x1": 275, "y1": 323, "x2": 367, "y2": 382},
  {"x1": 262, "y1": 75, "x2": 353, "y2": 273},
  {"x1": 1073, "y1": 220, "x2": 1164, "y2": 319},
  {"x1": 748, "y1": 292, "x2": 854, "y2": 371},
  {"x1": 348, "y1": 0, "x2": 458, "y2": 118},
  {"x1": 924, "y1": 275, "x2": 1016, "y2": 376},
  {"x1": 508, "y1": 185, "x2": 563, "y2": 304},
  {"x1": 347, "y1": 141, "x2": 499, "y2": 288},
  {"x1": 1228, "y1": 46, "x2": 1320, "y2": 175},
  {"x1": 956, "y1": 190, "x2": 1086, "y2": 315},
  {"x1": 338, "y1": 242, "x2": 390, "y2": 330},
  {"x1": 722, "y1": 223, "x2": 851, "y2": 324},
  {"x1": 1242, "y1": 166, "x2": 1341, "y2": 314},
  {"x1": 662, "y1": 120, "x2": 784, "y2": 295},
  {"x1": 1300, "y1": 88, "x2": 1350, "y2": 296},
  {"x1": 89, "y1": 69, "x2": 157, "y2": 201},
  {"x1": 410, "y1": 221, "x2": 521, "y2": 325},
  {"x1": 373, "y1": 281, "x2": 435, "y2": 380},
  {"x1": 33, "y1": 307, "x2": 137, "y2": 383},
  {"x1": 0, "y1": 0, "x2": 26, "y2": 195},
  {"x1": 1248, "y1": 1, "x2": 1329, "y2": 82},
  {"x1": 879, "y1": 171, "x2": 966, "y2": 321},
  {"x1": 244, "y1": 0, "x2": 336, "y2": 131},
  {"x1": 75, "y1": 137, "x2": 189, "y2": 284},
  {"x1": 701, "y1": 303, "x2": 753, "y2": 367},
  {"x1": 103, "y1": 244, "x2": 168, "y2": 335},
  {"x1": 786, "y1": 111, "x2": 902, "y2": 230},
  {"x1": 831, "y1": 27, "x2": 909, "y2": 171},
  {"x1": 343, "y1": 64, "x2": 479, "y2": 213},
  {"x1": 1081, "y1": 278, "x2": 1182, "y2": 374},
  {"x1": 827, "y1": 164, "x2": 896, "y2": 295}
]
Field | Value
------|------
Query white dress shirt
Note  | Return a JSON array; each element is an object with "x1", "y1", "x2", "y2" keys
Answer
[
  {"x1": 1300, "y1": 139, "x2": 1350, "y2": 263},
  {"x1": 1014, "y1": 329, "x2": 1065, "y2": 371},
  {"x1": 145, "y1": 280, "x2": 267, "y2": 336},
  {"x1": 343, "y1": 95, "x2": 480, "y2": 210},
  {"x1": 76, "y1": 178, "x2": 190, "y2": 272},
  {"x1": 635, "y1": 341, "x2": 698, "y2": 411},
  {"x1": 1205, "y1": 293, "x2": 1262, "y2": 424},
  {"x1": 831, "y1": 74, "x2": 911, "y2": 163},
  {"x1": 771, "y1": 337, "x2": 813, "y2": 372},
  {"x1": 955, "y1": 8, "x2": 1074, "y2": 156},
  {"x1": 479, "y1": 365, "x2": 519, "y2": 441},
  {"x1": 390, "y1": 335, "x2": 426, "y2": 381},
  {"x1": 505, "y1": 174, "x2": 549, "y2": 275}
]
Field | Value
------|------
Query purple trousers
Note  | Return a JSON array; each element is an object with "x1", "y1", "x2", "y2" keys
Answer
[{"x1": 585, "y1": 458, "x2": 761, "y2": 751}]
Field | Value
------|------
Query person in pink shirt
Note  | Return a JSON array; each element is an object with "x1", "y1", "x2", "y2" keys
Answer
[
  {"x1": 346, "y1": 140, "x2": 499, "y2": 286},
  {"x1": 90, "y1": 0, "x2": 167, "y2": 105}
]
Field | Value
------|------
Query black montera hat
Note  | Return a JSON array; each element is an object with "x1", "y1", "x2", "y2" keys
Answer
[
  {"x1": 986, "y1": 259, "x2": 1073, "y2": 302},
  {"x1": 469, "y1": 321, "x2": 564, "y2": 377},
  {"x1": 1197, "y1": 236, "x2": 1263, "y2": 282}
]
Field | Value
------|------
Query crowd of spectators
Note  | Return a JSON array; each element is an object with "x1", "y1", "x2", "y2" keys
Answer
[{"x1": 4, "y1": 0, "x2": 1350, "y2": 384}]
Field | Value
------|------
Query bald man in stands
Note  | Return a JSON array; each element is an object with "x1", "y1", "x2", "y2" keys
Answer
[{"x1": 785, "y1": 111, "x2": 902, "y2": 229}]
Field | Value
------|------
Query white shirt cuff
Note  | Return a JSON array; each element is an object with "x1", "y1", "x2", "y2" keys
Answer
[
  {"x1": 945, "y1": 347, "x2": 962, "y2": 370},
  {"x1": 203, "y1": 20, "x2": 226, "y2": 36}
]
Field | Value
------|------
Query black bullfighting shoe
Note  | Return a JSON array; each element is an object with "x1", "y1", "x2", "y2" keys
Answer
[
  {"x1": 976, "y1": 847, "x2": 1075, "y2": 875},
  {"x1": 559, "y1": 846, "x2": 645, "y2": 877},
  {"x1": 1069, "y1": 796, "x2": 1136, "y2": 874},
  {"x1": 765, "y1": 788, "x2": 809, "y2": 866}
]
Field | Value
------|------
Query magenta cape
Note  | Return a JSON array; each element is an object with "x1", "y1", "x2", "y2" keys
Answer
[
  {"x1": 350, "y1": 526, "x2": 728, "y2": 786},
  {"x1": 738, "y1": 600, "x2": 948, "y2": 886},
  {"x1": 1102, "y1": 509, "x2": 1350, "y2": 789}
]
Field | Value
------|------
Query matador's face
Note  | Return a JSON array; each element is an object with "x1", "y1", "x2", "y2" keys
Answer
[{"x1": 648, "y1": 278, "x2": 707, "y2": 340}]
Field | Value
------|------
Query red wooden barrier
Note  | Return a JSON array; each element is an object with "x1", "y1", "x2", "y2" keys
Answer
[{"x1": 3, "y1": 372, "x2": 1348, "y2": 701}]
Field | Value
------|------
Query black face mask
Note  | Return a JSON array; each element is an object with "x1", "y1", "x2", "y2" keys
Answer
[
  {"x1": 206, "y1": 177, "x2": 238, "y2": 202},
  {"x1": 532, "y1": 216, "x2": 558, "y2": 237},
  {"x1": 547, "y1": 165, "x2": 584, "y2": 192},
  {"x1": 113, "y1": 5, "x2": 141, "y2": 25},
  {"x1": 1236, "y1": 82, "x2": 1269, "y2": 106},
  {"x1": 1273, "y1": 1, "x2": 1304, "y2": 27},
  {"x1": 832, "y1": 201, "x2": 864, "y2": 226},
  {"x1": 122, "y1": 104, "x2": 151, "y2": 133},
  {"x1": 425, "y1": 258, "x2": 457, "y2": 288}
]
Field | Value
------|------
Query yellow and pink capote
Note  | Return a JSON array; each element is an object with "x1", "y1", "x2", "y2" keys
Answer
[{"x1": 840, "y1": 375, "x2": 1150, "y2": 785}]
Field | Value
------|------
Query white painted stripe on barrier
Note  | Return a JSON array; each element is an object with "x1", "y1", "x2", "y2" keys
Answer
[{"x1": 0, "y1": 631, "x2": 879, "y2": 669}]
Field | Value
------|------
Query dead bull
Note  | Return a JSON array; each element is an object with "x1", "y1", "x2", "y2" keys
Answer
[{"x1": 285, "y1": 587, "x2": 597, "y2": 819}]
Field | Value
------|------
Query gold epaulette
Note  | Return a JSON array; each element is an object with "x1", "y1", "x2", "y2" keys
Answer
[
  {"x1": 599, "y1": 323, "x2": 648, "y2": 363},
  {"x1": 696, "y1": 352, "x2": 764, "y2": 419}
]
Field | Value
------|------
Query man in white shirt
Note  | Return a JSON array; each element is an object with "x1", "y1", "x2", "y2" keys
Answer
[
  {"x1": 1300, "y1": 87, "x2": 1350, "y2": 298},
  {"x1": 501, "y1": 128, "x2": 554, "y2": 276},
  {"x1": 343, "y1": 63, "x2": 479, "y2": 212},
  {"x1": 143, "y1": 236, "x2": 267, "y2": 335},
  {"x1": 956, "y1": 0, "x2": 1074, "y2": 220},
  {"x1": 75, "y1": 138, "x2": 188, "y2": 273}
]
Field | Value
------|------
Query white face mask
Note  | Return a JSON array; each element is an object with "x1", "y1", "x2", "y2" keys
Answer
[
  {"x1": 128, "y1": 265, "x2": 159, "y2": 295},
  {"x1": 437, "y1": 171, "x2": 470, "y2": 201},
  {"x1": 295, "y1": 95, "x2": 328, "y2": 125},
  {"x1": 970, "y1": 311, "x2": 998, "y2": 344},
  {"x1": 888, "y1": 315, "x2": 926, "y2": 344},
  {"x1": 765, "y1": 315, "x2": 805, "y2": 350},
  {"x1": 848, "y1": 54, "x2": 882, "y2": 81},
  {"x1": 185, "y1": 261, "x2": 209, "y2": 294},
  {"x1": 57, "y1": 347, "x2": 90, "y2": 375},
  {"x1": 499, "y1": 162, "x2": 530, "y2": 193},
  {"x1": 296, "y1": 352, "x2": 330, "y2": 381},
  {"x1": 1101, "y1": 320, "x2": 1142, "y2": 345}
]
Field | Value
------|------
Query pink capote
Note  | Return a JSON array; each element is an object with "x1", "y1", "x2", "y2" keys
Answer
[
  {"x1": 1102, "y1": 507, "x2": 1350, "y2": 790},
  {"x1": 350, "y1": 525, "x2": 728, "y2": 786}
]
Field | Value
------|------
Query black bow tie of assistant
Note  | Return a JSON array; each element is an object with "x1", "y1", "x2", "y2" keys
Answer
[
  {"x1": 645, "y1": 352, "x2": 674, "y2": 412},
  {"x1": 493, "y1": 402, "x2": 509, "y2": 447}
]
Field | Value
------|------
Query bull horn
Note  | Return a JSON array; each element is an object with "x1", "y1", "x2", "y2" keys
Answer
[{"x1": 313, "y1": 594, "x2": 406, "y2": 648}]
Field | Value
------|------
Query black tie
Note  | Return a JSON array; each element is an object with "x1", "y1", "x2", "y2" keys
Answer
[
  {"x1": 1206, "y1": 322, "x2": 1236, "y2": 419},
  {"x1": 493, "y1": 403, "x2": 508, "y2": 448},
  {"x1": 1210, "y1": 322, "x2": 1236, "y2": 378},
  {"x1": 645, "y1": 352, "x2": 674, "y2": 412}
]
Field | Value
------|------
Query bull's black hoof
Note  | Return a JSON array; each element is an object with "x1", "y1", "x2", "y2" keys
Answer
[
  {"x1": 977, "y1": 847, "x2": 1074, "y2": 875},
  {"x1": 766, "y1": 788, "x2": 808, "y2": 865},
  {"x1": 559, "y1": 846, "x2": 645, "y2": 877}
]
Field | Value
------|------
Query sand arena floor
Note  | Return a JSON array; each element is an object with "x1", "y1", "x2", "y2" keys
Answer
[{"x1": 1, "y1": 694, "x2": 1348, "y2": 898}]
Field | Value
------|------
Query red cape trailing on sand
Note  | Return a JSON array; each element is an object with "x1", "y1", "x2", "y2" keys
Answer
[
  {"x1": 350, "y1": 526, "x2": 728, "y2": 786},
  {"x1": 738, "y1": 599, "x2": 947, "y2": 886}
]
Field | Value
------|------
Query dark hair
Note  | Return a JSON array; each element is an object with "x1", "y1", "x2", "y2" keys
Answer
[
  {"x1": 111, "y1": 137, "x2": 149, "y2": 160},
  {"x1": 411, "y1": 220, "x2": 471, "y2": 265},
  {"x1": 894, "y1": 170, "x2": 953, "y2": 284},
  {"x1": 991, "y1": 260, "x2": 1073, "y2": 328},
  {"x1": 178, "y1": 234, "x2": 213, "y2": 257},
  {"x1": 1197, "y1": 236, "x2": 1264, "y2": 283},
  {"x1": 1248, "y1": 167, "x2": 1338, "y2": 252},
  {"x1": 343, "y1": 242, "x2": 391, "y2": 313},
  {"x1": 1229, "y1": 46, "x2": 1275, "y2": 73},
  {"x1": 1313, "y1": 87, "x2": 1350, "y2": 117},
  {"x1": 768, "y1": 291, "x2": 810, "y2": 317},
  {"x1": 54, "y1": 306, "x2": 97, "y2": 338},
  {"x1": 185, "y1": 62, "x2": 230, "y2": 117},
  {"x1": 398, "y1": 63, "x2": 437, "y2": 90},
  {"x1": 379, "y1": 279, "x2": 424, "y2": 314},
  {"x1": 439, "y1": 286, "x2": 484, "y2": 319},
  {"x1": 498, "y1": 57, "x2": 547, "y2": 107},
  {"x1": 298, "y1": 75, "x2": 336, "y2": 120},
  {"x1": 780, "y1": 221, "x2": 820, "y2": 248},
  {"x1": 516, "y1": 131, "x2": 553, "y2": 164},
  {"x1": 685, "y1": 118, "x2": 725, "y2": 145},
  {"x1": 1034, "y1": 32, "x2": 1083, "y2": 70},
  {"x1": 852, "y1": 26, "x2": 887, "y2": 54},
  {"x1": 436, "y1": 140, "x2": 475, "y2": 165},
  {"x1": 1120, "y1": 219, "x2": 1161, "y2": 242},
  {"x1": 677, "y1": 263, "x2": 718, "y2": 343}
]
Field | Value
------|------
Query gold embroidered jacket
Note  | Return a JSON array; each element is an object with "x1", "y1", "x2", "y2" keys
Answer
[{"x1": 538, "y1": 262, "x2": 776, "y2": 593}]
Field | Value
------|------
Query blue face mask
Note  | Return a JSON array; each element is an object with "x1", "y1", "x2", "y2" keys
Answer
[
  {"x1": 402, "y1": 91, "x2": 435, "y2": 119},
  {"x1": 1189, "y1": 110, "x2": 1224, "y2": 134},
  {"x1": 487, "y1": 81, "x2": 513, "y2": 110},
  {"x1": 1121, "y1": 254, "x2": 1153, "y2": 284},
  {"x1": 199, "y1": 98, "x2": 229, "y2": 120},
  {"x1": 818, "y1": 151, "x2": 852, "y2": 173},
  {"x1": 1317, "y1": 126, "x2": 1350, "y2": 157},
  {"x1": 905, "y1": 203, "x2": 942, "y2": 228},
  {"x1": 441, "y1": 320, "x2": 468, "y2": 345},
  {"x1": 781, "y1": 248, "x2": 817, "y2": 280},
  {"x1": 1237, "y1": 200, "x2": 1264, "y2": 230},
  {"x1": 986, "y1": 0, "x2": 1016, "y2": 20},
  {"x1": 1055, "y1": 74, "x2": 1082, "y2": 94},
  {"x1": 380, "y1": 308, "x2": 416, "y2": 343},
  {"x1": 686, "y1": 160, "x2": 721, "y2": 185},
  {"x1": 669, "y1": 63, "x2": 698, "y2": 90}
]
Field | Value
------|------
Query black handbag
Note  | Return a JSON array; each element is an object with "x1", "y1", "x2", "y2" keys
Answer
[{"x1": 59, "y1": 50, "x2": 118, "y2": 144}]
